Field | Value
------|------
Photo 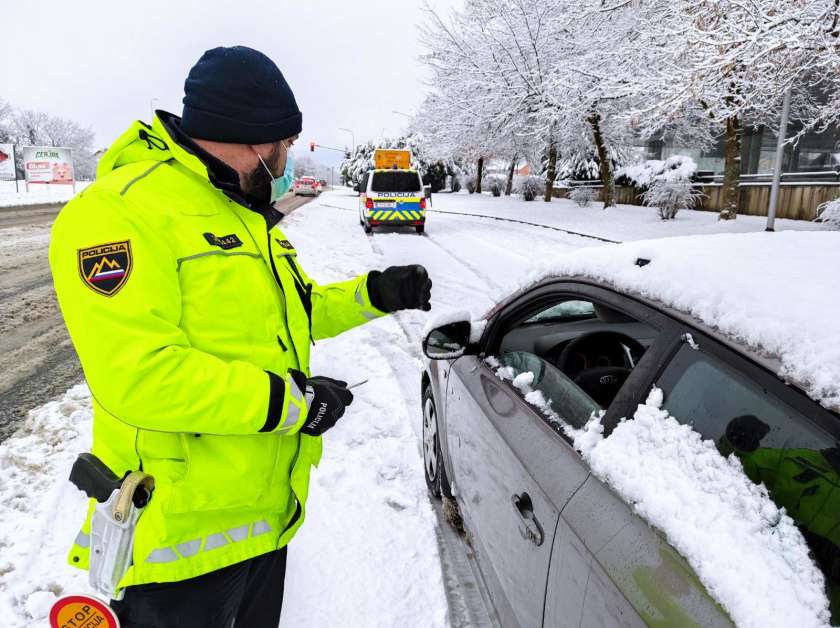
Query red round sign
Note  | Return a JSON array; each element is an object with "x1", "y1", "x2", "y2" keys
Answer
[{"x1": 49, "y1": 594, "x2": 120, "y2": 628}]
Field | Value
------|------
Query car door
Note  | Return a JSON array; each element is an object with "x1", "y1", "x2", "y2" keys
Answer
[{"x1": 446, "y1": 355, "x2": 591, "y2": 627}]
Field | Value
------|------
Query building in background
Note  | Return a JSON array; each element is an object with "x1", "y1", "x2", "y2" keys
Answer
[{"x1": 645, "y1": 123, "x2": 840, "y2": 181}]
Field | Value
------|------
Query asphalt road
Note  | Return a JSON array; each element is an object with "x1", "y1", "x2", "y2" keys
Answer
[{"x1": 0, "y1": 192, "x2": 317, "y2": 441}]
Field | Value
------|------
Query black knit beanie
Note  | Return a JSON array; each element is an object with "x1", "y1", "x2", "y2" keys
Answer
[{"x1": 181, "y1": 46, "x2": 302, "y2": 144}]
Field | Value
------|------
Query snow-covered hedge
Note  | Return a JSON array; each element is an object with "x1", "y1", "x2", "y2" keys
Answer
[
  {"x1": 483, "y1": 174, "x2": 506, "y2": 197},
  {"x1": 569, "y1": 186, "x2": 596, "y2": 208},
  {"x1": 815, "y1": 197, "x2": 840, "y2": 229},
  {"x1": 617, "y1": 155, "x2": 698, "y2": 189},
  {"x1": 642, "y1": 179, "x2": 704, "y2": 220},
  {"x1": 516, "y1": 175, "x2": 543, "y2": 201}
]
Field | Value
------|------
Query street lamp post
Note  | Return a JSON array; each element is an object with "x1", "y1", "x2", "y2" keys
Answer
[
  {"x1": 338, "y1": 128, "x2": 355, "y2": 156},
  {"x1": 766, "y1": 87, "x2": 793, "y2": 232}
]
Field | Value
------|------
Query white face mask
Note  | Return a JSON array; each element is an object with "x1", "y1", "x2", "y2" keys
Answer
[{"x1": 254, "y1": 143, "x2": 295, "y2": 203}]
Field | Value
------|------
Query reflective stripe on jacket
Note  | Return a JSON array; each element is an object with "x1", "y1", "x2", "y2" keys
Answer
[{"x1": 49, "y1": 113, "x2": 384, "y2": 589}]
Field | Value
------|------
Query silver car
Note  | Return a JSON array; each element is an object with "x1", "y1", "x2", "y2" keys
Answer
[{"x1": 421, "y1": 277, "x2": 840, "y2": 627}]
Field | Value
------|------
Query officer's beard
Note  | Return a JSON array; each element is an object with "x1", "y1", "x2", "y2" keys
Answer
[{"x1": 241, "y1": 143, "x2": 282, "y2": 206}]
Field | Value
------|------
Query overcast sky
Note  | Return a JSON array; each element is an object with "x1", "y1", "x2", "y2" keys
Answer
[{"x1": 3, "y1": 0, "x2": 459, "y2": 167}]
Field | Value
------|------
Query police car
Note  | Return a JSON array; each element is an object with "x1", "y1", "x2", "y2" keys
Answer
[{"x1": 358, "y1": 149, "x2": 426, "y2": 235}]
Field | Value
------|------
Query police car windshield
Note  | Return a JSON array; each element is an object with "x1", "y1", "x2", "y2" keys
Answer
[{"x1": 371, "y1": 171, "x2": 421, "y2": 193}]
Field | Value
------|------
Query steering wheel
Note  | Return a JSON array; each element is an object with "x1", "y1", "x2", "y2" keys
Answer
[{"x1": 554, "y1": 331, "x2": 646, "y2": 407}]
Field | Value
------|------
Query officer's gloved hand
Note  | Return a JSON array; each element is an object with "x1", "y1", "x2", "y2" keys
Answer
[
  {"x1": 290, "y1": 371, "x2": 354, "y2": 436},
  {"x1": 367, "y1": 264, "x2": 432, "y2": 312}
]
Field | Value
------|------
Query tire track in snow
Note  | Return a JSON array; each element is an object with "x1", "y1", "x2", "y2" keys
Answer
[
  {"x1": 421, "y1": 233, "x2": 505, "y2": 294},
  {"x1": 425, "y1": 208, "x2": 621, "y2": 244}
]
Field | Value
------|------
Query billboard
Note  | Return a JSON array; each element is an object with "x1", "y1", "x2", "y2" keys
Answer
[
  {"x1": 23, "y1": 146, "x2": 74, "y2": 186},
  {"x1": 0, "y1": 144, "x2": 15, "y2": 181}
]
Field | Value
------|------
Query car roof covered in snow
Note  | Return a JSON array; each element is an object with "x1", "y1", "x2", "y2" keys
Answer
[{"x1": 505, "y1": 231, "x2": 840, "y2": 411}]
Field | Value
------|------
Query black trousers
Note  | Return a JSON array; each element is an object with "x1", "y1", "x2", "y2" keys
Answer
[{"x1": 110, "y1": 547, "x2": 287, "y2": 628}]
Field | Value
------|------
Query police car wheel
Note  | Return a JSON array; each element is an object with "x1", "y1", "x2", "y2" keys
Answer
[
  {"x1": 415, "y1": 225, "x2": 425, "y2": 235},
  {"x1": 363, "y1": 222, "x2": 373, "y2": 234}
]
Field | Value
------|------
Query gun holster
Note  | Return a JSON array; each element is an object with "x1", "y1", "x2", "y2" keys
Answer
[{"x1": 69, "y1": 453, "x2": 154, "y2": 600}]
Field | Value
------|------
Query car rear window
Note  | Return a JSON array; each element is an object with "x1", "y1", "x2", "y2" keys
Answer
[
  {"x1": 371, "y1": 171, "x2": 421, "y2": 193},
  {"x1": 659, "y1": 344, "x2": 840, "y2": 621}
]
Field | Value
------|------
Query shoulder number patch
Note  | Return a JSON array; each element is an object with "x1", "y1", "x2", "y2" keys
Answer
[
  {"x1": 204, "y1": 232, "x2": 243, "y2": 250},
  {"x1": 78, "y1": 240, "x2": 132, "y2": 296}
]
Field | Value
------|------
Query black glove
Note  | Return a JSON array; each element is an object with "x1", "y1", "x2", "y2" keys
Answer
[
  {"x1": 292, "y1": 371, "x2": 354, "y2": 436},
  {"x1": 367, "y1": 265, "x2": 432, "y2": 312}
]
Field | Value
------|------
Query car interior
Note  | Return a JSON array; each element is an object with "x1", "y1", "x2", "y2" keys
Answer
[{"x1": 494, "y1": 298, "x2": 658, "y2": 428}]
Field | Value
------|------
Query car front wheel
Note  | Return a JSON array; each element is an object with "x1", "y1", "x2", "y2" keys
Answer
[{"x1": 422, "y1": 385, "x2": 451, "y2": 498}]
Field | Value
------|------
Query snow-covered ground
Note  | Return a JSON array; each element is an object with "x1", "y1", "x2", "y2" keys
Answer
[
  {"x1": 0, "y1": 181, "x2": 91, "y2": 208},
  {"x1": 0, "y1": 188, "x2": 833, "y2": 626},
  {"x1": 426, "y1": 189, "x2": 824, "y2": 243}
]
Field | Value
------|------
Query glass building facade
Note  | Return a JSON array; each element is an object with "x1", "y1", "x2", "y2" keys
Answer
[{"x1": 645, "y1": 123, "x2": 840, "y2": 179}]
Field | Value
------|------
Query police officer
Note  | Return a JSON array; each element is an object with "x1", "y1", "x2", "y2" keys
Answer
[{"x1": 49, "y1": 46, "x2": 432, "y2": 627}]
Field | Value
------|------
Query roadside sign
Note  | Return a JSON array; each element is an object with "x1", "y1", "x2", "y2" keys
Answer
[
  {"x1": 23, "y1": 145, "x2": 75, "y2": 191},
  {"x1": 374, "y1": 149, "x2": 410, "y2": 170},
  {"x1": 0, "y1": 144, "x2": 15, "y2": 181}
]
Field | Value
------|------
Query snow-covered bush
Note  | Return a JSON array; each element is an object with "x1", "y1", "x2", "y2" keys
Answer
[
  {"x1": 617, "y1": 155, "x2": 698, "y2": 189},
  {"x1": 465, "y1": 176, "x2": 477, "y2": 194},
  {"x1": 642, "y1": 180, "x2": 704, "y2": 220},
  {"x1": 569, "y1": 186, "x2": 596, "y2": 208},
  {"x1": 815, "y1": 198, "x2": 840, "y2": 229},
  {"x1": 517, "y1": 175, "x2": 543, "y2": 201},
  {"x1": 483, "y1": 174, "x2": 505, "y2": 197},
  {"x1": 449, "y1": 176, "x2": 461, "y2": 193}
]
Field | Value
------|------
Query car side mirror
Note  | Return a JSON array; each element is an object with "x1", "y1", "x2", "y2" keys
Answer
[
  {"x1": 423, "y1": 321, "x2": 471, "y2": 360},
  {"x1": 424, "y1": 184, "x2": 432, "y2": 200}
]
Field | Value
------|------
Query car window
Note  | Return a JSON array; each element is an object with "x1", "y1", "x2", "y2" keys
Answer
[
  {"x1": 659, "y1": 344, "x2": 840, "y2": 621},
  {"x1": 371, "y1": 171, "x2": 421, "y2": 193},
  {"x1": 525, "y1": 300, "x2": 596, "y2": 323},
  {"x1": 497, "y1": 297, "x2": 658, "y2": 409},
  {"x1": 496, "y1": 351, "x2": 601, "y2": 429}
]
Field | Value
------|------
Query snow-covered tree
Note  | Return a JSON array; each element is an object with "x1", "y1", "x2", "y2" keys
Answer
[{"x1": 624, "y1": 0, "x2": 839, "y2": 219}]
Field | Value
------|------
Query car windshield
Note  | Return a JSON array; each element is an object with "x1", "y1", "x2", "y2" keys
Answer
[
  {"x1": 525, "y1": 300, "x2": 596, "y2": 323},
  {"x1": 371, "y1": 171, "x2": 421, "y2": 193}
]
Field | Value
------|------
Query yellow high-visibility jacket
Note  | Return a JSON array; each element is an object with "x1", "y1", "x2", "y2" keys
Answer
[{"x1": 49, "y1": 113, "x2": 384, "y2": 589}]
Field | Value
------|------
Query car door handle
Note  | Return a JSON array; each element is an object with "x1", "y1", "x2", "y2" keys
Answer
[{"x1": 511, "y1": 492, "x2": 544, "y2": 546}]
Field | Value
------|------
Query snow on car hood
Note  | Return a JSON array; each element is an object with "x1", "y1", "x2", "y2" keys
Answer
[{"x1": 504, "y1": 231, "x2": 840, "y2": 411}]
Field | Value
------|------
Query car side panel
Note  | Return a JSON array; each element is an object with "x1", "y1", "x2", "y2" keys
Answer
[
  {"x1": 445, "y1": 356, "x2": 591, "y2": 627},
  {"x1": 558, "y1": 476, "x2": 734, "y2": 627},
  {"x1": 543, "y1": 517, "x2": 594, "y2": 627}
]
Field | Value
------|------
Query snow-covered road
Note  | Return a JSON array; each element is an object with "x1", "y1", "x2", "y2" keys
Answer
[{"x1": 0, "y1": 188, "x2": 824, "y2": 626}]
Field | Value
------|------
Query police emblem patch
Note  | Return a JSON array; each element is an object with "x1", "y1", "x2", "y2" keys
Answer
[{"x1": 78, "y1": 240, "x2": 132, "y2": 296}]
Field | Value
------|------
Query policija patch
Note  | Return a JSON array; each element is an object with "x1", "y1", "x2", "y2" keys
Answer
[{"x1": 78, "y1": 240, "x2": 132, "y2": 296}]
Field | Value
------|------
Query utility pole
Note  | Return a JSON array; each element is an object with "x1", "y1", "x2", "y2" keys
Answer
[{"x1": 766, "y1": 87, "x2": 792, "y2": 232}]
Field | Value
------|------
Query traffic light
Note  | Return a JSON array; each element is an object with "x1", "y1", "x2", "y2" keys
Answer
[{"x1": 309, "y1": 141, "x2": 315, "y2": 152}]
